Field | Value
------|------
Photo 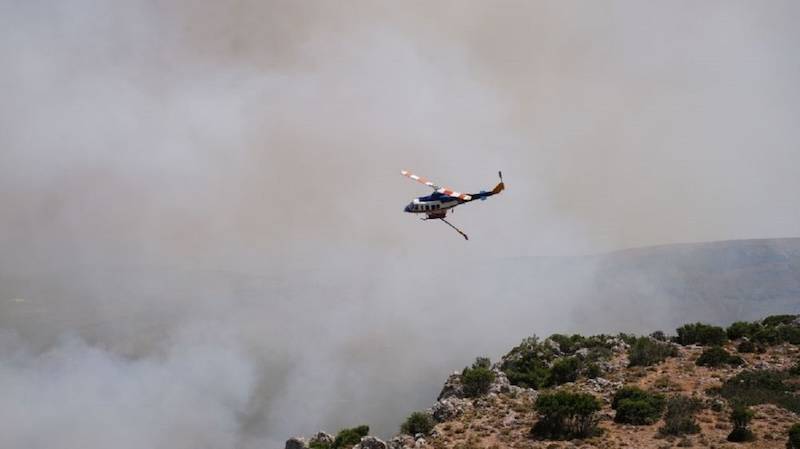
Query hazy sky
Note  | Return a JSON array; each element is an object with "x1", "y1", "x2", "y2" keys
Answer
[{"x1": 1, "y1": 1, "x2": 799, "y2": 447}]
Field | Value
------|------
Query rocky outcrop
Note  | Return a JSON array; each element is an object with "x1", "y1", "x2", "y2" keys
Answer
[
  {"x1": 436, "y1": 371, "x2": 463, "y2": 400},
  {"x1": 431, "y1": 397, "x2": 469, "y2": 421},
  {"x1": 285, "y1": 437, "x2": 308, "y2": 449},
  {"x1": 309, "y1": 432, "x2": 334, "y2": 447},
  {"x1": 354, "y1": 436, "x2": 387, "y2": 449}
]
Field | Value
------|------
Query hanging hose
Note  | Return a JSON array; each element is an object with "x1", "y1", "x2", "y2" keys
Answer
[{"x1": 440, "y1": 218, "x2": 469, "y2": 240}]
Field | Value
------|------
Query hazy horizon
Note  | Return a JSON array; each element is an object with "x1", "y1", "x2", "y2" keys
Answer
[{"x1": 1, "y1": 1, "x2": 799, "y2": 447}]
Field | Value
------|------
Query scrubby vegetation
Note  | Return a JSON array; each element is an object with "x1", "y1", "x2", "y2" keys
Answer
[
  {"x1": 461, "y1": 357, "x2": 495, "y2": 397},
  {"x1": 726, "y1": 404, "x2": 755, "y2": 442},
  {"x1": 762, "y1": 314, "x2": 798, "y2": 327},
  {"x1": 549, "y1": 356, "x2": 581, "y2": 385},
  {"x1": 400, "y1": 411, "x2": 435, "y2": 436},
  {"x1": 695, "y1": 345, "x2": 744, "y2": 367},
  {"x1": 718, "y1": 369, "x2": 800, "y2": 413},
  {"x1": 611, "y1": 386, "x2": 665, "y2": 425},
  {"x1": 501, "y1": 334, "x2": 616, "y2": 389},
  {"x1": 658, "y1": 395, "x2": 703, "y2": 436},
  {"x1": 531, "y1": 391, "x2": 601, "y2": 439},
  {"x1": 331, "y1": 425, "x2": 369, "y2": 449},
  {"x1": 721, "y1": 314, "x2": 800, "y2": 346},
  {"x1": 628, "y1": 337, "x2": 678, "y2": 367},
  {"x1": 675, "y1": 322, "x2": 727, "y2": 346},
  {"x1": 789, "y1": 423, "x2": 800, "y2": 449}
]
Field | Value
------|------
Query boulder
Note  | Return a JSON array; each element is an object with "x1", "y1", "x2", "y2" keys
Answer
[
  {"x1": 309, "y1": 432, "x2": 334, "y2": 447},
  {"x1": 285, "y1": 437, "x2": 308, "y2": 449},
  {"x1": 354, "y1": 436, "x2": 387, "y2": 449}
]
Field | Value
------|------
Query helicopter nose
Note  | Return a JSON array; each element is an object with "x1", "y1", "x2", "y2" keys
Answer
[{"x1": 404, "y1": 203, "x2": 412, "y2": 213}]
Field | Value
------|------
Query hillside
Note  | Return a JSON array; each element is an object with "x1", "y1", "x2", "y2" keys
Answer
[
  {"x1": 493, "y1": 238, "x2": 800, "y2": 334},
  {"x1": 285, "y1": 315, "x2": 800, "y2": 449}
]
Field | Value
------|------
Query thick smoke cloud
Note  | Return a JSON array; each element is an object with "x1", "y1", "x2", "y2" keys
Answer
[{"x1": 1, "y1": 1, "x2": 799, "y2": 447}]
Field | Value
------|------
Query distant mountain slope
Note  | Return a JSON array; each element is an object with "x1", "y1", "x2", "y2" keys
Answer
[{"x1": 580, "y1": 238, "x2": 800, "y2": 332}]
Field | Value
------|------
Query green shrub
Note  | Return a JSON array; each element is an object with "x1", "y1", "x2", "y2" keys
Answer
[
  {"x1": 762, "y1": 314, "x2": 797, "y2": 327},
  {"x1": 751, "y1": 324, "x2": 800, "y2": 346},
  {"x1": 549, "y1": 357, "x2": 581, "y2": 386},
  {"x1": 789, "y1": 423, "x2": 800, "y2": 449},
  {"x1": 719, "y1": 370, "x2": 800, "y2": 413},
  {"x1": 737, "y1": 340, "x2": 756, "y2": 353},
  {"x1": 400, "y1": 411, "x2": 435, "y2": 436},
  {"x1": 628, "y1": 337, "x2": 678, "y2": 367},
  {"x1": 548, "y1": 334, "x2": 584, "y2": 354},
  {"x1": 726, "y1": 321, "x2": 761, "y2": 340},
  {"x1": 332, "y1": 425, "x2": 369, "y2": 449},
  {"x1": 532, "y1": 391, "x2": 601, "y2": 439},
  {"x1": 611, "y1": 386, "x2": 665, "y2": 425},
  {"x1": 778, "y1": 325, "x2": 800, "y2": 345},
  {"x1": 695, "y1": 346, "x2": 745, "y2": 367},
  {"x1": 658, "y1": 395, "x2": 702, "y2": 436},
  {"x1": 617, "y1": 332, "x2": 638, "y2": 346},
  {"x1": 501, "y1": 336, "x2": 553, "y2": 389},
  {"x1": 726, "y1": 404, "x2": 755, "y2": 442},
  {"x1": 675, "y1": 323, "x2": 727, "y2": 346},
  {"x1": 752, "y1": 326, "x2": 780, "y2": 345},
  {"x1": 461, "y1": 357, "x2": 496, "y2": 397}
]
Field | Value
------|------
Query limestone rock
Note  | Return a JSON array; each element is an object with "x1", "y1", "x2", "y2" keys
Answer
[
  {"x1": 437, "y1": 371, "x2": 464, "y2": 400},
  {"x1": 354, "y1": 436, "x2": 387, "y2": 449},
  {"x1": 309, "y1": 432, "x2": 334, "y2": 447},
  {"x1": 431, "y1": 397, "x2": 468, "y2": 421}
]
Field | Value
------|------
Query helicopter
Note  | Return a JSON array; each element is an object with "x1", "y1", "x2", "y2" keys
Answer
[{"x1": 401, "y1": 170, "x2": 505, "y2": 240}]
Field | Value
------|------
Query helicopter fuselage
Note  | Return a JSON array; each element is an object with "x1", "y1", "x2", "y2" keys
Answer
[{"x1": 403, "y1": 192, "x2": 462, "y2": 214}]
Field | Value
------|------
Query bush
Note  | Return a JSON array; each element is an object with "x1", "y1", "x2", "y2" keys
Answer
[
  {"x1": 400, "y1": 411, "x2": 435, "y2": 436},
  {"x1": 789, "y1": 423, "x2": 800, "y2": 449},
  {"x1": 501, "y1": 337, "x2": 553, "y2": 389},
  {"x1": 762, "y1": 314, "x2": 797, "y2": 327},
  {"x1": 778, "y1": 325, "x2": 800, "y2": 345},
  {"x1": 719, "y1": 370, "x2": 800, "y2": 413},
  {"x1": 751, "y1": 324, "x2": 800, "y2": 346},
  {"x1": 658, "y1": 395, "x2": 702, "y2": 436},
  {"x1": 675, "y1": 323, "x2": 727, "y2": 346},
  {"x1": 790, "y1": 360, "x2": 800, "y2": 376},
  {"x1": 737, "y1": 340, "x2": 756, "y2": 353},
  {"x1": 695, "y1": 346, "x2": 745, "y2": 367},
  {"x1": 726, "y1": 404, "x2": 755, "y2": 442},
  {"x1": 532, "y1": 391, "x2": 601, "y2": 439},
  {"x1": 549, "y1": 357, "x2": 581, "y2": 386},
  {"x1": 461, "y1": 357, "x2": 496, "y2": 397},
  {"x1": 612, "y1": 386, "x2": 665, "y2": 425},
  {"x1": 628, "y1": 337, "x2": 678, "y2": 367},
  {"x1": 617, "y1": 332, "x2": 638, "y2": 346},
  {"x1": 726, "y1": 321, "x2": 761, "y2": 340},
  {"x1": 752, "y1": 325, "x2": 780, "y2": 345},
  {"x1": 548, "y1": 334, "x2": 585, "y2": 354},
  {"x1": 332, "y1": 425, "x2": 369, "y2": 449},
  {"x1": 310, "y1": 440, "x2": 331, "y2": 449}
]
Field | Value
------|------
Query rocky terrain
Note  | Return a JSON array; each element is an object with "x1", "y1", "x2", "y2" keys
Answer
[{"x1": 285, "y1": 315, "x2": 800, "y2": 449}]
